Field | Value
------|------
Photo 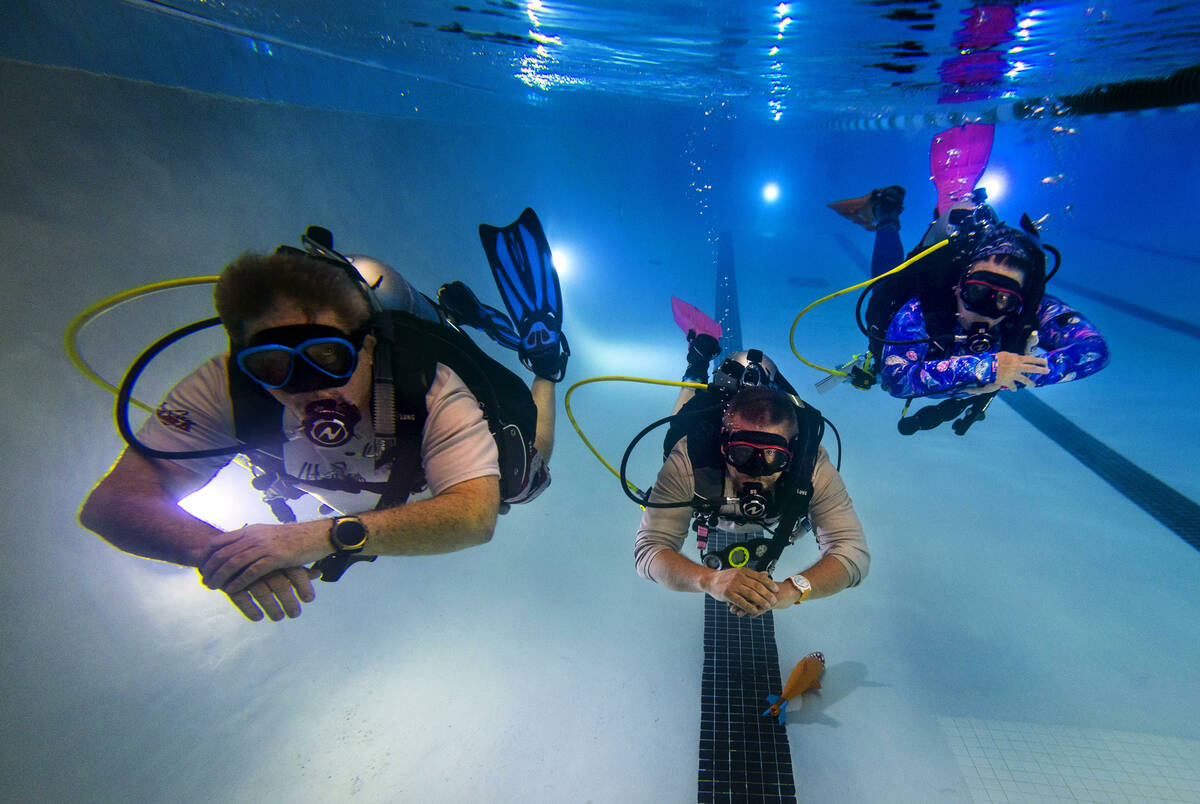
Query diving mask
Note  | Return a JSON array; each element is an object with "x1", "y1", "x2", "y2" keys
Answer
[
  {"x1": 959, "y1": 270, "x2": 1024, "y2": 319},
  {"x1": 722, "y1": 430, "x2": 793, "y2": 477},
  {"x1": 236, "y1": 324, "x2": 366, "y2": 393}
]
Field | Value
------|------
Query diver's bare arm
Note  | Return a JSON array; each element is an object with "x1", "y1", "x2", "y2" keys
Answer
[
  {"x1": 800, "y1": 554, "x2": 852, "y2": 599},
  {"x1": 646, "y1": 547, "x2": 712, "y2": 593},
  {"x1": 648, "y1": 547, "x2": 700, "y2": 592},
  {"x1": 360, "y1": 474, "x2": 501, "y2": 554},
  {"x1": 200, "y1": 475, "x2": 501, "y2": 591},
  {"x1": 530, "y1": 377, "x2": 556, "y2": 462},
  {"x1": 79, "y1": 448, "x2": 223, "y2": 568},
  {"x1": 774, "y1": 554, "x2": 851, "y2": 607}
]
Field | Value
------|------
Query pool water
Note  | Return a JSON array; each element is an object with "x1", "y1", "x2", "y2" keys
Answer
[{"x1": 2, "y1": 2, "x2": 1198, "y2": 802}]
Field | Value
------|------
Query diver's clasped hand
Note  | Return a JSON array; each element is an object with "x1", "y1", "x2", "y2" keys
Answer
[
  {"x1": 704, "y1": 567, "x2": 778, "y2": 618},
  {"x1": 222, "y1": 566, "x2": 320, "y2": 622},
  {"x1": 200, "y1": 521, "x2": 331, "y2": 594}
]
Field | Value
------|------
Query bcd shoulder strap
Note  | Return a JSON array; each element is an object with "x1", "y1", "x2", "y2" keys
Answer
[
  {"x1": 753, "y1": 400, "x2": 823, "y2": 573},
  {"x1": 386, "y1": 310, "x2": 538, "y2": 502},
  {"x1": 666, "y1": 388, "x2": 727, "y2": 509},
  {"x1": 375, "y1": 312, "x2": 437, "y2": 509},
  {"x1": 866, "y1": 243, "x2": 964, "y2": 367},
  {"x1": 228, "y1": 356, "x2": 286, "y2": 466}
]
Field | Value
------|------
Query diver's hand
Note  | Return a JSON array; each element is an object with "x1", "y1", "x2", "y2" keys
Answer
[
  {"x1": 767, "y1": 581, "x2": 803, "y2": 611},
  {"x1": 222, "y1": 566, "x2": 320, "y2": 622},
  {"x1": 964, "y1": 381, "x2": 1003, "y2": 395},
  {"x1": 732, "y1": 581, "x2": 802, "y2": 617},
  {"x1": 200, "y1": 521, "x2": 329, "y2": 593},
  {"x1": 993, "y1": 351, "x2": 1048, "y2": 389},
  {"x1": 703, "y1": 568, "x2": 778, "y2": 617}
]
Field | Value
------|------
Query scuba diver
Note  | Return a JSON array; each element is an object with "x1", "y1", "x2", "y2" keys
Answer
[
  {"x1": 632, "y1": 347, "x2": 870, "y2": 618},
  {"x1": 827, "y1": 124, "x2": 1109, "y2": 435},
  {"x1": 79, "y1": 209, "x2": 569, "y2": 623}
]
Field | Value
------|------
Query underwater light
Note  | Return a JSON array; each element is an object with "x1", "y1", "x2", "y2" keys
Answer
[
  {"x1": 179, "y1": 463, "x2": 287, "y2": 530},
  {"x1": 551, "y1": 245, "x2": 574, "y2": 280},
  {"x1": 978, "y1": 169, "x2": 1009, "y2": 205},
  {"x1": 762, "y1": 182, "x2": 781, "y2": 203}
]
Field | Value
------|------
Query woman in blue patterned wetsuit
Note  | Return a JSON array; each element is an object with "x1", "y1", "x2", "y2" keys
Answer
[{"x1": 838, "y1": 187, "x2": 1109, "y2": 400}]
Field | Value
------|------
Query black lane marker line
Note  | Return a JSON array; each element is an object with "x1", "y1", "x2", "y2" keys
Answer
[
  {"x1": 698, "y1": 529, "x2": 797, "y2": 804},
  {"x1": 703, "y1": 241, "x2": 799, "y2": 801},
  {"x1": 1002, "y1": 390, "x2": 1200, "y2": 551}
]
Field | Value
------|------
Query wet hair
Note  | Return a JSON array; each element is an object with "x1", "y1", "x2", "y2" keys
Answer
[
  {"x1": 214, "y1": 251, "x2": 371, "y2": 347},
  {"x1": 723, "y1": 386, "x2": 798, "y2": 437}
]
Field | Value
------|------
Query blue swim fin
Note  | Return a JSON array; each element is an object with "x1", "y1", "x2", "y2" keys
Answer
[
  {"x1": 437, "y1": 280, "x2": 521, "y2": 351},
  {"x1": 479, "y1": 208, "x2": 570, "y2": 381}
]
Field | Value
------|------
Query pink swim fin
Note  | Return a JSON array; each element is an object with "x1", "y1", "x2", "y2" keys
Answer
[
  {"x1": 930, "y1": 123, "x2": 994, "y2": 214},
  {"x1": 671, "y1": 296, "x2": 722, "y2": 341}
]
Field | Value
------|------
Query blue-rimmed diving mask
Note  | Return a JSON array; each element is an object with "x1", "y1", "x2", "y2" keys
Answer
[{"x1": 235, "y1": 324, "x2": 367, "y2": 393}]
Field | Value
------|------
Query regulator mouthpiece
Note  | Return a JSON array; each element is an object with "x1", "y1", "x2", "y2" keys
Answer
[
  {"x1": 735, "y1": 482, "x2": 769, "y2": 520},
  {"x1": 302, "y1": 399, "x2": 362, "y2": 448},
  {"x1": 964, "y1": 324, "x2": 998, "y2": 355}
]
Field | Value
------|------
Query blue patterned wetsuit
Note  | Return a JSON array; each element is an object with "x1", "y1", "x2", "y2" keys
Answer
[{"x1": 881, "y1": 294, "x2": 1109, "y2": 398}]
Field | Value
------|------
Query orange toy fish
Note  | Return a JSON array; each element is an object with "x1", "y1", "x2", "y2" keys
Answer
[{"x1": 762, "y1": 651, "x2": 825, "y2": 725}]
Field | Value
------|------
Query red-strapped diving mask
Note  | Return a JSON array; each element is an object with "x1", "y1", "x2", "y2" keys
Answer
[
  {"x1": 721, "y1": 430, "x2": 794, "y2": 477},
  {"x1": 959, "y1": 270, "x2": 1024, "y2": 318}
]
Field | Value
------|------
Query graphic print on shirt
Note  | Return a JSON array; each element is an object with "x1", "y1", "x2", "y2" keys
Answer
[
  {"x1": 155, "y1": 404, "x2": 195, "y2": 432},
  {"x1": 882, "y1": 294, "x2": 1108, "y2": 397},
  {"x1": 296, "y1": 460, "x2": 369, "y2": 485}
]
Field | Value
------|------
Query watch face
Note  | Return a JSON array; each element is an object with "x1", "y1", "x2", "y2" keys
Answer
[{"x1": 333, "y1": 518, "x2": 368, "y2": 551}]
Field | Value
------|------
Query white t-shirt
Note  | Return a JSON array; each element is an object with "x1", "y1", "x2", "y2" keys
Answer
[{"x1": 136, "y1": 355, "x2": 499, "y2": 513}]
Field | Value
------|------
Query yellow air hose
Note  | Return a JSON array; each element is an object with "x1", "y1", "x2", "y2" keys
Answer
[
  {"x1": 64, "y1": 276, "x2": 219, "y2": 412},
  {"x1": 788, "y1": 238, "x2": 950, "y2": 377},
  {"x1": 564, "y1": 375, "x2": 706, "y2": 493},
  {"x1": 66, "y1": 276, "x2": 269, "y2": 477}
]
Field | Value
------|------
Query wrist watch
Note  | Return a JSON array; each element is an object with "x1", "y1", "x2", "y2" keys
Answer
[
  {"x1": 329, "y1": 516, "x2": 369, "y2": 554},
  {"x1": 789, "y1": 573, "x2": 812, "y2": 604}
]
